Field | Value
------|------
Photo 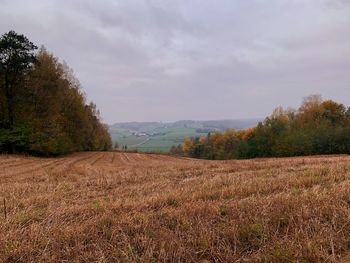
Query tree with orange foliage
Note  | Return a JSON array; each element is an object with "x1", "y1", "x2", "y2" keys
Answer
[{"x1": 181, "y1": 95, "x2": 350, "y2": 160}]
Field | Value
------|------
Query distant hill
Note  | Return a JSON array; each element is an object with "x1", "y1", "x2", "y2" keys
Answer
[
  {"x1": 109, "y1": 119, "x2": 261, "y2": 152},
  {"x1": 110, "y1": 118, "x2": 260, "y2": 132},
  {"x1": 170, "y1": 119, "x2": 262, "y2": 131}
]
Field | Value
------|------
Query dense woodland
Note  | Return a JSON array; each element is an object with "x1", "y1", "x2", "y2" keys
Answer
[
  {"x1": 178, "y1": 95, "x2": 350, "y2": 159},
  {"x1": 0, "y1": 31, "x2": 112, "y2": 155}
]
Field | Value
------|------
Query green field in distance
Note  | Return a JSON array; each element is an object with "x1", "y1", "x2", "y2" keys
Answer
[{"x1": 109, "y1": 119, "x2": 260, "y2": 152}]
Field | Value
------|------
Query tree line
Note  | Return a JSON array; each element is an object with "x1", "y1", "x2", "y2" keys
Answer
[
  {"x1": 176, "y1": 95, "x2": 350, "y2": 159},
  {"x1": 0, "y1": 31, "x2": 112, "y2": 155}
]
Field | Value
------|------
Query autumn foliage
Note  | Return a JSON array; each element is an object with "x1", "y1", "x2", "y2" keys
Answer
[
  {"x1": 0, "y1": 31, "x2": 112, "y2": 155},
  {"x1": 183, "y1": 95, "x2": 350, "y2": 159}
]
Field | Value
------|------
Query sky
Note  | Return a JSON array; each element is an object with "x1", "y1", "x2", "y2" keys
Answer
[{"x1": 1, "y1": 0, "x2": 349, "y2": 124}]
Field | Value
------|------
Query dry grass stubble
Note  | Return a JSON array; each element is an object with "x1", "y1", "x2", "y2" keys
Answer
[{"x1": 0, "y1": 152, "x2": 349, "y2": 262}]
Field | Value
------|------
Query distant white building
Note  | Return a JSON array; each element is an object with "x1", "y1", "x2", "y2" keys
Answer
[{"x1": 131, "y1": 131, "x2": 148, "y2": 137}]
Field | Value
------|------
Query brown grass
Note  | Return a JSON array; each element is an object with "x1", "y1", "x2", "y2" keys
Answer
[{"x1": 0, "y1": 152, "x2": 349, "y2": 262}]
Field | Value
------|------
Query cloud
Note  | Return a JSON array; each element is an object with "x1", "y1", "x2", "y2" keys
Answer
[{"x1": 1, "y1": 0, "x2": 349, "y2": 123}]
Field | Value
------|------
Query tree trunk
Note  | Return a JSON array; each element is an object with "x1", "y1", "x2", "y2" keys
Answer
[
  {"x1": 4, "y1": 74, "x2": 14, "y2": 153},
  {"x1": 4, "y1": 74, "x2": 13, "y2": 129}
]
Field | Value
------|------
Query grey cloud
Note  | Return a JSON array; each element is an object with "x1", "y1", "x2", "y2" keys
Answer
[{"x1": 0, "y1": 0, "x2": 349, "y2": 123}]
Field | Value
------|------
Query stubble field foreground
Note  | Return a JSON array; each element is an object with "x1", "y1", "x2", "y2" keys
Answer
[{"x1": 0, "y1": 152, "x2": 349, "y2": 262}]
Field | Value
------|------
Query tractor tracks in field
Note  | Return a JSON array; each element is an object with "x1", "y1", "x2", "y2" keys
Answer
[
  {"x1": 0, "y1": 152, "x2": 188, "y2": 183},
  {"x1": 0, "y1": 152, "x2": 100, "y2": 180}
]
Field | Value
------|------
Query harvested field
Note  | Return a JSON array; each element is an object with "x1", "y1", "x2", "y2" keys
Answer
[{"x1": 0, "y1": 152, "x2": 349, "y2": 262}]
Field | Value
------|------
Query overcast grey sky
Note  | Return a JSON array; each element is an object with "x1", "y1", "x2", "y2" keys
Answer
[{"x1": 1, "y1": 0, "x2": 349, "y2": 123}]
